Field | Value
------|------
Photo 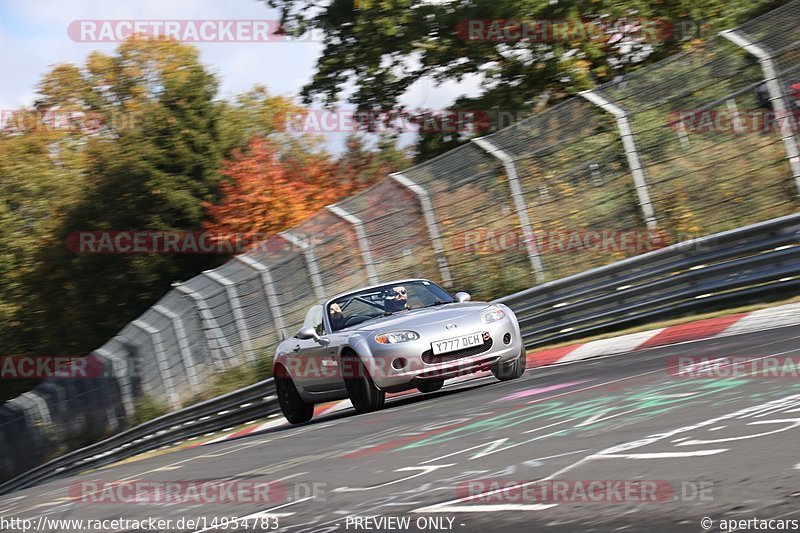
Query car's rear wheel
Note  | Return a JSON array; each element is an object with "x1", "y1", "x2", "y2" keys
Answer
[
  {"x1": 275, "y1": 365, "x2": 314, "y2": 424},
  {"x1": 491, "y1": 346, "x2": 527, "y2": 381},
  {"x1": 341, "y1": 352, "x2": 385, "y2": 413},
  {"x1": 417, "y1": 380, "x2": 444, "y2": 393}
]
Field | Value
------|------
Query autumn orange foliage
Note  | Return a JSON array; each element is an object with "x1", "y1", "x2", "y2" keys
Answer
[{"x1": 203, "y1": 137, "x2": 344, "y2": 240}]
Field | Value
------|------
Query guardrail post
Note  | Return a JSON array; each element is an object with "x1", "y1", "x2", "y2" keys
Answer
[
  {"x1": 203, "y1": 270, "x2": 255, "y2": 365},
  {"x1": 130, "y1": 319, "x2": 182, "y2": 410},
  {"x1": 580, "y1": 90, "x2": 658, "y2": 230},
  {"x1": 93, "y1": 344, "x2": 136, "y2": 418},
  {"x1": 278, "y1": 230, "x2": 326, "y2": 301},
  {"x1": 325, "y1": 204, "x2": 380, "y2": 285},
  {"x1": 25, "y1": 392, "x2": 53, "y2": 430},
  {"x1": 472, "y1": 137, "x2": 547, "y2": 284},
  {"x1": 720, "y1": 29, "x2": 800, "y2": 195},
  {"x1": 152, "y1": 305, "x2": 202, "y2": 395},
  {"x1": 172, "y1": 283, "x2": 237, "y2": 371},
  {"x1": 235, "y1": 255, "x2": 288, "y2": 340},
  {"x1": 388, "y1": 172, "x2": 453, "y2": 287}
]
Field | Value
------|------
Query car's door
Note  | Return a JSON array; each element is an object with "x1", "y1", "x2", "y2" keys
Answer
[{"x1": 290, "y1": 305, "x2": 343, "y2": 393}]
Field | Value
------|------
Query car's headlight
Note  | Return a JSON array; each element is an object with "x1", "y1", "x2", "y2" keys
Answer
[
  {"x1": 481, "y1": 306, "x2": 506, "y2": 323},
  {"x1": 375, "y1": 331, "x2": 420, "y2": 344}
]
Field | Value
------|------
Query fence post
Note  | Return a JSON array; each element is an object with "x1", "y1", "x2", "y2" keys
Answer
[
  {"x1": 472, "y1": 137, "x2": 547, "y2": 284},
  {"x1": 93, "y1": 344, "x2": 136, "y2": 418},
  {"x1": 152, "y1": 305, "x2": 202, "y2": 395},
  {"x1": 326, "y1": 204, "x2": 380, "y2": 285},
  {"x1": 235, "y1": 255, "x2": 288, "y2": 340},
  {"x1": 24, "y1": 392, "x2": 53, "y2": 431},
  {"x1": 172, "y1": 283, "x2": 237, "y2": 370},
  {"x1": 580, "y1": 90, "x2": 658, "y2": 230},
  {"x1": 130, "y1": 319, "x2": 182, "y2": 410},
  {"x1": 388, "y1": 172, "x2": 453, "y2": 287},
  {"x1": 279, "y1": 230, "x2": 326, "y2": 301},
  {"x1": 720, "y1": 29, "x2": 800, "y2": 195},
  {"x1": 203, "y1": 270, "x2": 255, "y2": 365}
]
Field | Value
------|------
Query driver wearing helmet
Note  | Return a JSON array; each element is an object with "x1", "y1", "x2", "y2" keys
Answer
[{"x1": 384, "y1": 286, "x2": 410, "y2": 313}]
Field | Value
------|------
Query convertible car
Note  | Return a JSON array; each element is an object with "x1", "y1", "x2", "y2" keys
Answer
[{"x1": 273, "y1": 279, "x2": 526, "y2": 423}]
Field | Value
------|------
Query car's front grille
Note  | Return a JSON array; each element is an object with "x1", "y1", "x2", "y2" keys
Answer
[{"x1": 421, "y1": 336, "x2": 494, "y2": 364}]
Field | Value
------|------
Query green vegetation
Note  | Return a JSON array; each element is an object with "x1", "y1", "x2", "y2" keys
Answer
[
  {"x1": 3, "y1": 1, "x2": 799, "y2": 411},
  {"x1": 264, "y1": 0, "x2": 789, "y2": 159},
  {"x1": 130, "y1": 394, "x2": 169, "y2": 426},
  {"x1": 0, "y1": 38, "x2": 408, "y2": 404}
]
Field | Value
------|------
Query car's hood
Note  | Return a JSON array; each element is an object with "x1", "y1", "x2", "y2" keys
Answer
[{"x1": 342, "y1": 302, "x2": 492, "y2": 333}]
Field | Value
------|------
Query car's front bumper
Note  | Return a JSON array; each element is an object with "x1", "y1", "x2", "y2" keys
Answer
[{"x1": 358, "y1": 317, "x2": 523, "y2": 390}]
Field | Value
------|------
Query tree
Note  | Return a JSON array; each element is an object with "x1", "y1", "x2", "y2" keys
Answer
[
  {"x1": 264, "y1": 0, "x2": 788, "y2": 158},
  {"x1": 11, "y1": 37, "x2": 227, "y2": 356},
  {"x1": 333, "y1": 134, "x2": 411, "y2": 195},
  {"x1": 203, "y1": 136, "x2": 340, "y2": 239}
]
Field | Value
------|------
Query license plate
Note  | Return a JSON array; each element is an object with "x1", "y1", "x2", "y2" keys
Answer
[{"x1": 432, "y1": 332, "x2": 483, "y2": 355}]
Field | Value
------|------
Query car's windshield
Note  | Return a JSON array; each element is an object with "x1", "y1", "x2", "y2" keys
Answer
[{"x1": 327, "y1": 280, "x2": 454, "y2": 331}]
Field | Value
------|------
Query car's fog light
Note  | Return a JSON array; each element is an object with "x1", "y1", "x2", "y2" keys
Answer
[
  {"x1": 503, "y1": 333, "x2": 512, "y2": 345},
  {"x1": 392, "y1": 358, "x2": 408, "y2": 370}
]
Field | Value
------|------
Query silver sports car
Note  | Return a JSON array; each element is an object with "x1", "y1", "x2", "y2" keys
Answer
[{"x1": 273, "y1": 278, "x2": 526, "y2": 424}]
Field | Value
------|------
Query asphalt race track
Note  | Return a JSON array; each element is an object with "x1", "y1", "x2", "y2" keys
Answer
[{"x1": 2, "y1": 326, "x2": 800, "y2": 532}]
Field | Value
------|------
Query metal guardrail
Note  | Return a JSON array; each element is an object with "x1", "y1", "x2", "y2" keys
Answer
[
  {"x1": 0, "y1": 380, "x2": 279, "y2": 496},
  {"x1": 497, "y1": 213, "x2": 800, "y2": 347},
  {"x1": 5, "y1": 0, "x2": 800, "y2": 493},
  {"x1": 2, "y1": 213, "x2": 799, "y2": 496}
]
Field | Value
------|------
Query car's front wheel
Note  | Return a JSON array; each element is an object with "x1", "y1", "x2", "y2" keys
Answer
[
  {"x1": 491, "y1": 346, "x2": 527, "y2": 381},
  {"x1": 341, "y1": 352, "x2": 386, "y2": 413},
  {"x1": 275, "y1": 365, "x2": 314, "y2": 424},
  {"x1": 417, "y1": 380, "x2": 444, "y2": 393}
]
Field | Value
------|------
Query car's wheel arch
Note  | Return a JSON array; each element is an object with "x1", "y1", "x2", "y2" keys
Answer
[
  {"x1": 273, "y1": 360, "x2": 313, "y2": 399},
  {"x1": 339, "y1": 336, "x2": 371, "y2": 359},
  {"x1": 338, "y1": 345, "x2": 365, "y2": 376}
]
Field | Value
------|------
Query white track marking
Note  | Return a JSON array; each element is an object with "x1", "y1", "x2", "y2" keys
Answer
[
  {"x1": 600, "y1": 450, "x2": 728, "y2": 459},
  {"x1": 676, "y1": 419, "x2": 800, "y2": 446},
  {"x1": 411, "y1": 393, "x2": 800, "y2": 515},
  {"x1": 575, "y1": 409, "x2": 613, "y2": 427},
  {"x1": 544, "y1": 393, "x2": 800, "y2": 482},
  {"x1": 420, "y1": 440, "x2": 508, "y2": 464},
  {"x1": 523, "y1": 417, "x2": 580, "y2": 434},
  {"x1": 560, "y1": 329, "x2": 665, "y2": 362},
  {"x1": 545, "y1": 326, "x2": 800, "y2": 371},
  {"x1": 332, "y1": 465, "x2": 456, "y2": 492},
  {"x1": 721, "y1": 303, "x2": 800, "y2": 336},
  {"x1": 415, "y1": 504, "x2": 558, "y2": 513},
  {"x1": 522, "y1": 450, "x2": 589, "y2": 466}
]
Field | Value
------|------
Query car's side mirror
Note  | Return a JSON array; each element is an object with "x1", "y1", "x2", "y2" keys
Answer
[
  {"x1": 295, "y1": 327, "x2": 320, "y2": 341},
  {"x1": 454, "y1": 291, "x2": 471, "y2": 302}
]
